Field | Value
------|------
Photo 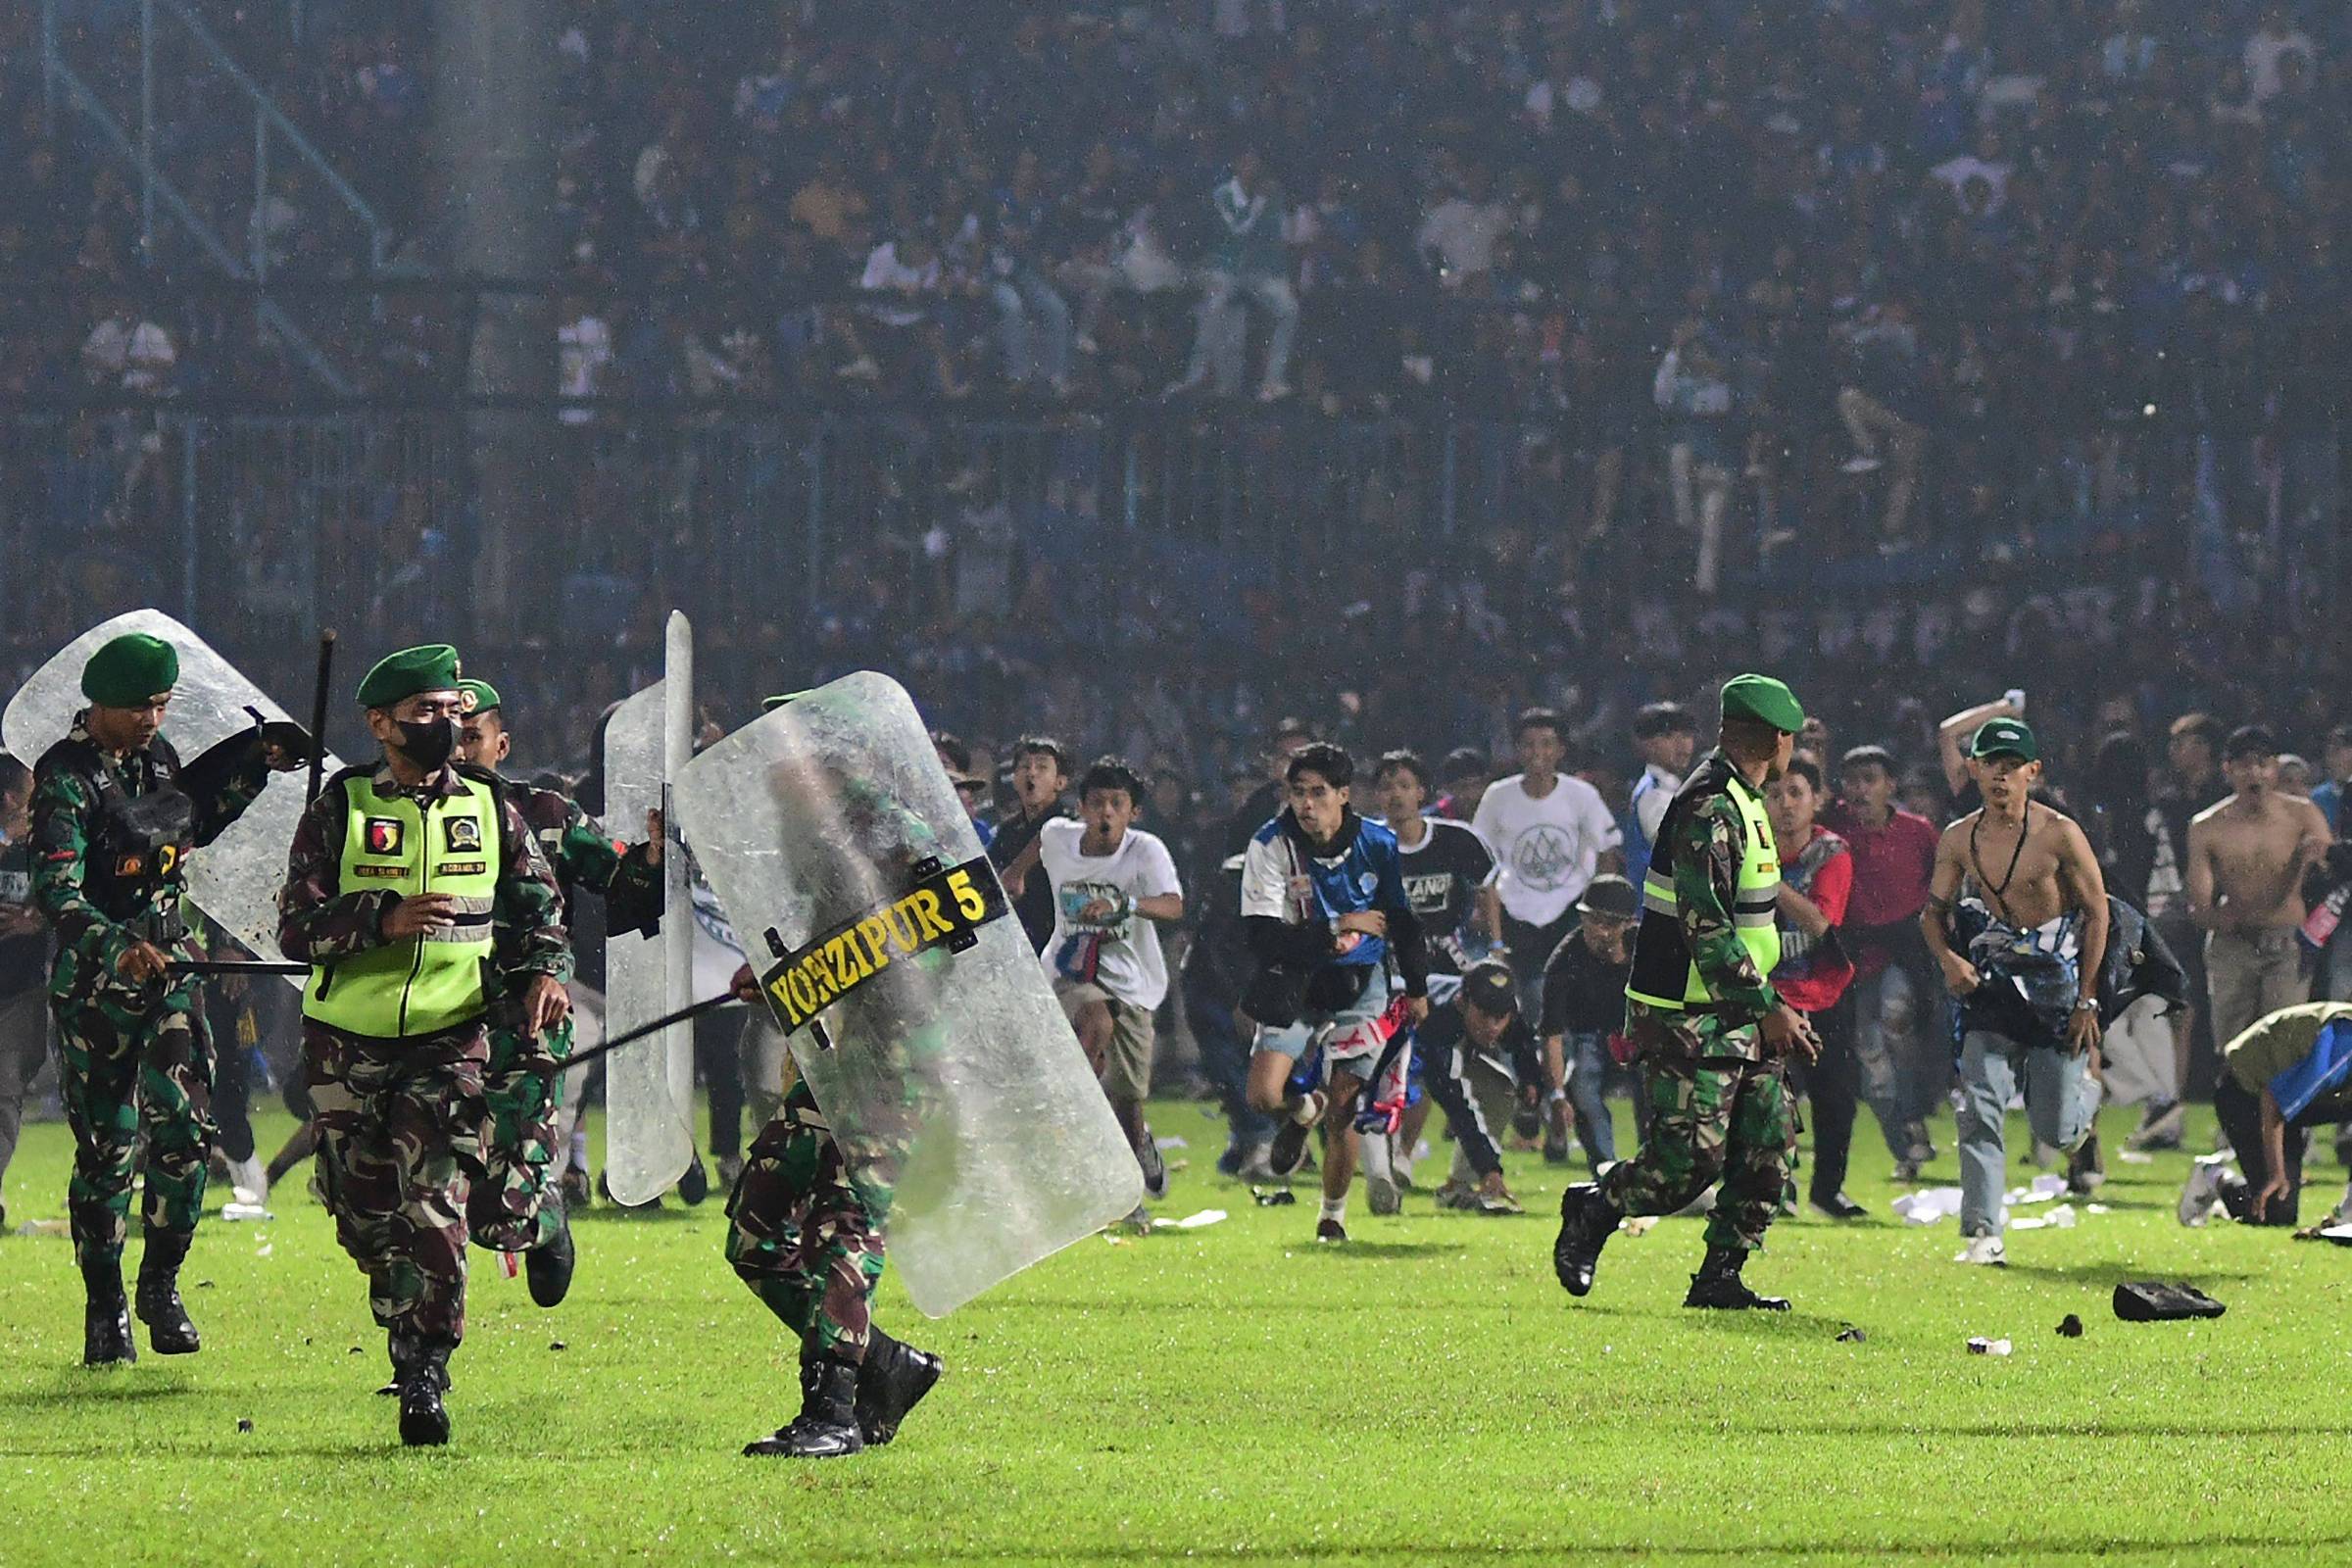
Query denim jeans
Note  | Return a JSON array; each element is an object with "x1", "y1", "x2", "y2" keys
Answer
[
  {"x1": 1186, "y1": 972, "x2": 1270, "y2": 1155},
  {"x1": 1955, "y1": 1030, "x2": 2102, "y2": 1237},
  {"x1": 1564, "y1": 1029, "x2": 1616, "y2": 1171},
  {"x1": 1851, "y1": 962, "x2": 1943, "y2": 1160},
  {"x1": 990, "y1": 270, "x2": 1074, "y2": 386}
]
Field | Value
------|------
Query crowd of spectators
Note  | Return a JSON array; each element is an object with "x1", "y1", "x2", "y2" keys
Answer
[
  {"x1": 1, "y1": 1, "x2": 2345, "y2": 792},
  {"x1": 13, "y1": 1, "x2": 2351, "y2": 418}
]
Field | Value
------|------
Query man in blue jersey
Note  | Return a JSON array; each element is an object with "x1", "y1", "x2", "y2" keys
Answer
[
  {"x1": 1627, "y1": 702, "x2": 1697, "y2": 891},
  {"x1": 1239, "y1": 743, "x2": 1431, "y2": 1243}
]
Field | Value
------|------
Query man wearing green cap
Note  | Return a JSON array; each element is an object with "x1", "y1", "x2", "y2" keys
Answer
[
  {"x1": 1921, "y1": 715, "x2": 2111, "y2": 1266},
  {"x1": 277, "y1": 644, "x2": 569, "y2": 1446},
  {"x1": 1554, "y1": 673, "x2": 1822, "y2": 1310},
  {"x1": 28, "y1": 630, "x2": 299, "y2": 1365},
  {"x1": 454, "y1": 677, "x2": 662, "y2": 1302}
]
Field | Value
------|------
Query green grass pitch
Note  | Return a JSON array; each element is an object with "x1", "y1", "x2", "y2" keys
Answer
[{"x1": 3, "y1": 1098, "x2": 2350, "y2": 1566}]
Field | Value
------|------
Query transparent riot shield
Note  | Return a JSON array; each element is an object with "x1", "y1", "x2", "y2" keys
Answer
[
  {"x1": 1, "y1": 610, "x2": 340, "y2": 973},
  {"x1": 600, "y1": 612, "x2": 696, "y2": 1204},
  {"x1": 673, "y1": 671, "x2": 1141, "y2": 1317}
]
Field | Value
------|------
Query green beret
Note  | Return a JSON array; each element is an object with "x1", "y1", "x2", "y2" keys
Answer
[
  {"x1": 80, "y1": 633, "x2": 179, "y2": 708},
  {"x1": 458, "y1": 678, "x2": 502, "y2": 715},
  {"x1": 1719, "y1": 673, "x2": 1804, "y2": 734},
  {"x1": 357, "y1": 645, "x2": 464, "y2": 710},
  {"x1": 1968, "y1": 716, "x2": 2039, "y2": 763}
]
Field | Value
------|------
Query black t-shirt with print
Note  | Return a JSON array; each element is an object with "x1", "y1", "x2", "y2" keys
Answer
[
  {"x1": 1541, "y1": 922, "x2": 1633, "y2": 1038},
  {"x1": 1392, "y1": 817, "x2": 1494, "y2": 970},
  {"x1": 0, "y1": 838, "x2": 44, "y2": 998}
]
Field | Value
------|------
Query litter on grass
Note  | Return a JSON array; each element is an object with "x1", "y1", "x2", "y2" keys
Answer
[
  {"x1": 220, "y1": 1202, "x2": 273, "y2": 1223},
  {"x1": 1892, "y1": 1188, "x2": 1965, "y2": 1225},
  {"x1": 2010, "y1": 1203, "x2": 2078, "y2": 1231},
  {"x1": 1165, "y1": 1209, "x2": 1227, "y2": 1230},
  {"x1": 2116, "y1": 1148, "x2": 2156, "y2": 1165},
  {"x1": 2006, "y1": 1174, "x2": 2069, "y2": 1206},
  {"x1": 1967, "y1": 1337, "x2": 2014, "y2": 1356}
]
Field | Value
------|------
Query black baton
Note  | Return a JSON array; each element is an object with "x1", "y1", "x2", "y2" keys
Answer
[{"x1": 305, "y1": 629, "x2": 336, "y2": 805}]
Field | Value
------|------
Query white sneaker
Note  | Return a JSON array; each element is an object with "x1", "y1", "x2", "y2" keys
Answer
[
  {"x1": 226, "y1": 1152, "x2": 269, "y2": 1207},
  {"x1": 2178, "y1": 1154, "x2": 2230, "y2": 1227},
  {"x1": 1954, "y1": 1232, "x2": 2007, "y2": 1265}
]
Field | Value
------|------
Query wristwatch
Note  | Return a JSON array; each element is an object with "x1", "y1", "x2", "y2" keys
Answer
[{"x1": 2071, "y1": 997, "x2": 2099, "y2": 1014}]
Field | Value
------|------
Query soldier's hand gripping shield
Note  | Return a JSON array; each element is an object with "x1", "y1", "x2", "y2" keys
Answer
[
  {"x1": 2, "y1": 610, "x2": 333, "y2": 972},
  {"x1": 674, "y1": 672, "x2": 1142, "y2": 1316}
]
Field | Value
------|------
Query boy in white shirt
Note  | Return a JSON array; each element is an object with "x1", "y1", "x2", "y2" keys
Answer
[
  {"x1": 1472, "y1": 708, "x2": 1624, "y2": 1012},
  {"x1": 1039, "y1": 758, "x2": 1187, "y2": 1200}
]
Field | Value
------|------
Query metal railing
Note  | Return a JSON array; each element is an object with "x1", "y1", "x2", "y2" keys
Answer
[
  {"x1": 5, "y1": 404, "x2": 2337, "y2": 614},
  {"x1": 1, "y1": 403, "x2": 2340, "y2": 772},
  {"x1": 38, "y1": 0, "x2": 397, "y2": 392}
]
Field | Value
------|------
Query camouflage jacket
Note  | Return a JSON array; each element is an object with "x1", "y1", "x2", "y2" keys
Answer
[
  {"x1": 510, "y1": 781, "x2": 661, "y2": 964},
  {"x1": 30, "y1": 713, "x2": 270, "y2": 1002},
  {"x1": 1628, "y1": 750, "x2": 1778, "y2": 1032},
  {"x1": 276, "y1": 760, "x2": 570, "y2": 984}
]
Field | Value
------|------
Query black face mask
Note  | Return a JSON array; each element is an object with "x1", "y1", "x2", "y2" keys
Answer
[{"x1": 395, "y1": 716, "x2": 459, "y2": 770}]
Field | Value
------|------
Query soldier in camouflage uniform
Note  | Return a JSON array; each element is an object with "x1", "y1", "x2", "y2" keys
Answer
[
  {"x1": 28, "y1": 632, "x2": 294, "y2": 1365},
  {"x1": 453, "y1": 679, "x2": 662, "y2": 1306},
  {"x1": 277, "y1": 645, "x2": 568, "y2": 1446},
  {"x1": 1553, "y1": 674, "x2": 1822, "y2": 1311},
  {"x1": 726, "y1": 693, "x2": 943, "y2": 1460}
]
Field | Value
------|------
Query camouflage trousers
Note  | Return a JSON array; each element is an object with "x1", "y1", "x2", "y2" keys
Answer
[
  {"x1": 55, "y1": 984, "x2": 215, "y2": 1271},
  {"x1": 1600, "y1": 1009, "x2": 1798, "y2": 1256},
  {"x1": 466, "y1": 1013, "x2": 573, "y2": 1255},
  {"x1": 304, "y1": 1022, "x2": 489, "y2": 1347},
  {"x1": 724, "y1": 1081, "x2": 886, "y2": 1361}
]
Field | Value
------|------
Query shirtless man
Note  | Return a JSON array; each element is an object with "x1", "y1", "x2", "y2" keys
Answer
[
  {"x1": 2187, "y1": 725, "x2": 2334, "y2": 1047},
  {"x1": 1919, "y1": 717, "x2": 2110, "y2": 1265}
]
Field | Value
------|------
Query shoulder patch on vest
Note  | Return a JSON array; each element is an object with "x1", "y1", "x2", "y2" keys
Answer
[
  {"x1": 365, "y1": 817, "x2": 404, "y2": 856},
  {"x1": 444, "y1": 814, "x2": 483, "y2": 853}
]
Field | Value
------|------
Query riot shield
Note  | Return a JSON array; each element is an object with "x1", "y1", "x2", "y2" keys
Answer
[
  {"x1": 600, "y1": 612, "x2": 696, "y2": 1204},
  {"x1": 673, "y1": 671, "x2": 1141, "y2": 1317},
  {"x1": 1, "y1": 610, "x2": 340, "y2": 974}
]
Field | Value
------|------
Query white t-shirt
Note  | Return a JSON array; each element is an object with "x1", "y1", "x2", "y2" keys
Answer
[
  {"x1": 1634, "y1": 762, "x2": 1682, "y2": 846},
  {"x1": 1037, "y1": 818, "x2": 1183, "y2": 1010},
  {"x1": 558, "y1": 315, "x2": 612, "y2": 424},
  {"x1": 1472, "y1": 771, "x2": 1622, "y2": 928}
]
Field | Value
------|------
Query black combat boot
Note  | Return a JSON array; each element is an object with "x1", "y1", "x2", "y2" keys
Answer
[
  {"x1": 81, "y1": 1257, "x2": 137, "y2": 1367},
  {"x1": 744, "y1": 1348, "x2": 865, "y2": 1458},
  {"x1": 524, "y1": 1199, "x2": 576, "y2": 1309},
  {"x1": 1552, "y1": 1183, "x2": 1621, "y2": 1298},
  {"x1": 1683, "y1": 1246, "x2": 1790, "y2": 1310},
  {"x1": 380, "y1": 1328, "x2": 455, "y2": 1397},
  {"x1": 855, "y1": 1328, "x2": 945, "y2": 1446},
  {"x1": 397, "y1": 1339, "x2": 453, "y2": 1446},
  {"x1": 134, "y1": 1230, "x2": 202, "y2": 1355}
]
